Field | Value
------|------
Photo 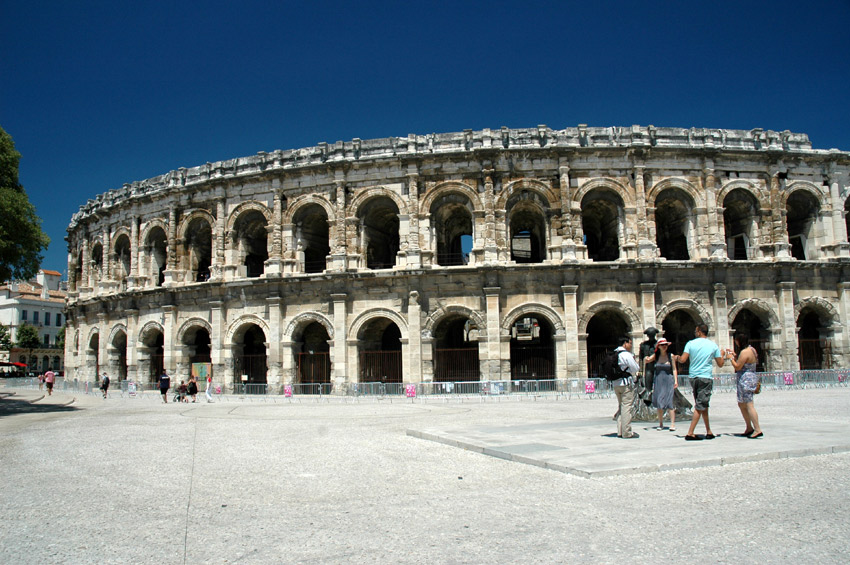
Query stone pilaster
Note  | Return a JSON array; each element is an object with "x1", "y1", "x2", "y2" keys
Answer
[
  {"x1": 210, "y1": 198, "x2": 226, "y2": 281},
  {"x1": 210, "y1": 300, "x2": 225, "y2": 383},
  {"x1": 266, "y1": 295, "x2": 282, "y2": 388},
  {"x1": 407, "y1": 290, "x2": 422, "y2": 383},
  {"x1": 712, "y1": 283, "x2": 731, "y2": 355},
  {"x1": 163, "y1": 304, "x2": 177, "y2": 373},
  {"x1": 559, "y1": 164, "x2": 578, "y2": 261},
  {"x1": 704, "y1": 164, "x2": 727, "y2": 259},
  {"x1": 777, "y1": 281, "x2": 798, "y2": 368},
  {"x1": 640, "y1": 283, "x2": 657, "y2": 331},
  {"x1": 406, "y1": 168, "x2": 422, "y2": 268},
  {"x1": 331, "y1": 293, "x2": 347, "y2": 388},
  {"x1": 264, "y1": 184, "x2": 284, "y2": 276},
  {"x1": 484, "y1": 287, "x2": 502, "y2": 381},
  {"x1": 163, "y1": 207, "x2": 179, "y2": 285},
  {"x1": 126, "y1": 308, "x2": 139, "y2": 383},
  {"x1": 829, "y1": 172, "x2": 850, "y2": 257},
  {"x1": 483, "y1": 169, "x2": 498, "y2": 264},
  {"x1": 561, "y1": 285, "x2": 580, "y2": 378}
]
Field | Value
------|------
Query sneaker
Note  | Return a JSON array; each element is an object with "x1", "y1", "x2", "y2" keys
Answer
[{"x1": 669, "y1": 427, "x2": 676, "y2": 432}]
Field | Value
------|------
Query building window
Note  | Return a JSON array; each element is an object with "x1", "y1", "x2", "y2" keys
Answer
[
  {"x1": 56, "y1": 313, "x2": 62, "y2": 326},
  {"x1": 33, "y1": 311, "x2": 39, "y2": 324},
  {"x1": 45, "y1": 312, "x2": 51, "y2": 326},
  {"x1": 21, "y1": 310, "x2": 27, "y2": 321},
  {"x1": 43, "y1": 334, "x2": 50, "y2": 346}
]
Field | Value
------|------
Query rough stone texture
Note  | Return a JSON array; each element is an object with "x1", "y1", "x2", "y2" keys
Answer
[{"x1": 62, "y1": 126, "x2": 850, "y2": 389}]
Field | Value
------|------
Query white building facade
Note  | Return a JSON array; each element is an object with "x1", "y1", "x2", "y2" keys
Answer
[{"x1": 63, "y1": 126, "x2": 850, "y2": 390}]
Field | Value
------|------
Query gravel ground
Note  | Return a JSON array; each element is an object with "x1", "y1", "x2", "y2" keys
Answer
[{"x1": 1, "y1": 386, "x2": 848, "y2": 564}]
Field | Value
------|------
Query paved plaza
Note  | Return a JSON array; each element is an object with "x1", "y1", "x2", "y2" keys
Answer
[{"x1": 1, "y1": 384, "x2": 848, "y2": 564}]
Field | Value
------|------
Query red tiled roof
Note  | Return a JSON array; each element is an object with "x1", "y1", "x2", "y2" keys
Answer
[{"x1": 41, "y1": 270, "x2": 62, "y2": 276}]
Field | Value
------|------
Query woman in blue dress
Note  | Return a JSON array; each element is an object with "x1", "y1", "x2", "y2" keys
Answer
[{"x1": 645, "y1": 337, "x2": 678, "y2": 431}]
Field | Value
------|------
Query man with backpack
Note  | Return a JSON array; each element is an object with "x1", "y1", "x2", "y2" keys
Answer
[{"x1": 607, "y1": 336, "x2": 641, "y2": 439}]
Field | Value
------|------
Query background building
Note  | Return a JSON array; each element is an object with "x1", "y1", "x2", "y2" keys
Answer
[
  {"x1": 63, "y1": 126, "x2": 850, "y2": 390},
  {"x1": 0, "y1": 270, "x2": 66, "y2": 373}
]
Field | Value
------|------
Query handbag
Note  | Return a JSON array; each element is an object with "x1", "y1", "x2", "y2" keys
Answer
[{"x1": 754, "y1": 381, "x2": 761, "y2": 394}]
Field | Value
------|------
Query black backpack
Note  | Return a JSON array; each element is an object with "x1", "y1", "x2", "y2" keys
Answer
[{"x1": 599, "y1": 350, "x2": 628, "y2": 381}]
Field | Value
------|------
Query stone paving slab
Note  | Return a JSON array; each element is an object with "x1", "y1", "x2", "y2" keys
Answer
[{"x1": 408, "y1": 414, "x2": 850, "y2": 478}]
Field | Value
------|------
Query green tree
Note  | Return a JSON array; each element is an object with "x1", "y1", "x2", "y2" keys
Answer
[
  {"x1": 56, "y1": 323, "x2": 66, "y2": 350},
  {"x1": 0, "y1": 126, "x2": 50, "y2": 282},
  {"x1": 0, "y1": 323, "x2": 12, "y2": 351},
  {"x1": 16, "y1": 322, "x2": 41, "y2": 362}
]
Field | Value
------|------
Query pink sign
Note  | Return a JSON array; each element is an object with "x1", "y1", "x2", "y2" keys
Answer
[
  {"x1": 585, "y1": 380, "x2": 596, "y2": 393},
  {"x1": 405, "y1": 385, "x2": 416, "y2": 398},
  {"x1": 284, "y1": 385, "x2": 293, "y2": 397},
  {"x1": 784, "y1": 373, "x2": 794, "y2": 385}
]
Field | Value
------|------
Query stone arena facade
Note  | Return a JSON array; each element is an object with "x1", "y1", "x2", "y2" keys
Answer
[{"x1": 63, "y1": 125, "x2": 850, "y2": 390}]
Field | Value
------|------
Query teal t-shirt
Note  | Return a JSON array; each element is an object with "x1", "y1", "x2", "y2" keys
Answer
[{"x1": 683, "y1": 337, "x2": 721, "y2": 378}]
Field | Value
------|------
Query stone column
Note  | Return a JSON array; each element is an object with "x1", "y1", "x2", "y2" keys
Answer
[
  {"x1": 704, "y1": 164, "x2": 726, "y2": 259},
  {"x1": 770, "y1": 172, "x2": 791, "y2": 258},
  {"x1": 837, "y1": 282, "x2": 850, "y2": 368},
  {"x1": 483, "y1": 287, "x2": 502, "y2": 381},
  {"x1": 210, "y1": 198, "x2": 226, "y2": 281},
  {"x1": 265, "y1": 185, "x2": 284, "y2": 276},
  {"x1": 640, "y1": 283, "x2": 657, "y2": 331},
  {"x1": 406, "y1": 168, "x2": 422, "y2": 268},
  {"x1": 266, "y1": 295, "x2": 282, "y2": 389},
  {"x1": 331, "y1": 293, "x2": 347, "y2": 389},
  {"x1": 97, "y1": 312, "x2": 108, "y2": 382},
  {"x1": 126, "y1": 308, "x2": 139, "y2": 383},
  {"x1": 163, "y1": 304, "x2": 177, "y2": 373},
  {"x1": 634, "y1": 165, "x2": 655, "y2": 260},
  {"x1": 163, "y1": 207, "x2": 179, "y2": 286},
  {"x1": 128, "y1": 217, "x2": 141, "y2": 289},
  {"x1": 407, "y1": 290, "x2": 422, "y2": 383},
  {"x1": 80, "y1": 239, "x2": 91, "y2": 293},
  {"x1": 711, "y1": 283, "x2": 731, "y2": 357},
  {"x1": 210, "y1": 300, "x2": 226, "y2": 386},
  {"x1": 330, "y1": 176, "x2": 348, "y2": 271},
  {"x1": 559, "y1": 164, "x2": 578, "y2": 262},
  {"x1": 777, "y1": 281, "x2": 799, "y2": 369},
  {"x1": 829, "y1": 172, "x2": 850, "y2": 257},
  {"x1": 483, "y1": 169, "x2": 498, "y2": 264},
  {"x1": 561, "y1": 285, "x2": 580, "y2": 378}
]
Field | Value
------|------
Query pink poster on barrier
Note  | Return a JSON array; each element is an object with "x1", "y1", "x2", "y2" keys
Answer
[
  {"x1": 585, "y1": 380, "x2": 596, "y2": 393},
  {"x1": 405, "y1": 385, "x2": 416, "y2": 398},
  {"x1": 784, "y1": 373, "x2": 794, "y2": 385},
  {"x1": 284, "y1": 385, "x2": 293, "y2": 397}
]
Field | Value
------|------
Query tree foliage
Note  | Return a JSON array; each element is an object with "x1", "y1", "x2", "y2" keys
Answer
[
  {"x1": 15, "y1": 322, "x2": 41, "y2": 352},
  {"x1": 0, "y1": 126, "x2": 50, "y2": 282},
  {"x1": 56, "y1": 323, "x2": 66, "y2": 350},
  {"x1": 0, "y1": 323, "x2": 12, "y2": 351}
]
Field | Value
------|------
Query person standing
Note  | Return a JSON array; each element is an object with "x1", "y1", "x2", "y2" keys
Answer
[
  {"x1": 187, "y1": 376, "x2": 198, "y2": 403},
  {"x1": 727, "y1": 331, "x2": 764, "y2": 439},
  {"x1": 205, "y1": 375, "x2": 213, "y2": 403},
  {"x1": 638, "y1": 327, "x2": 660, "y2": 401},
  {"x1": 644, "y1": 338, "x2": 678, "y2": 431},
  {"x1": 159, "y1": 369, "x2": 171, "y2": 403},
  {"x1": 679, "y1": 324, "x2": 725, "y2": 440},
  {"x1": 100, "y1": 372, "x2": 110, "y2": 399},
  {"x1": 44, "y1": 369, "x2": 55, "y2": 396},
  {"x1": 38, "y1": 373, "x2": 45, "y2": 391},
  {"x1": 613, "y1": 336, "x2": 641, "y2": 439}
]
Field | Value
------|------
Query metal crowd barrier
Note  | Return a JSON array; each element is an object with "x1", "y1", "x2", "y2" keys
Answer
[{"x1": 3, "y1": 369, "x2": 848, "y2": 400}]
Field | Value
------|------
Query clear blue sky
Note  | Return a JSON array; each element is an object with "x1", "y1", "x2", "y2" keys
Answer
[{"x1": 2, "y1": 1, "x2": 849, "y2": 276}]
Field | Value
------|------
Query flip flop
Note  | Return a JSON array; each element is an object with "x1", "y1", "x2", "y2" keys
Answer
[
  {"x1": 734, "y1": 430, "x2": 754, "y2": 437},
  {"x1": 705, "y1": 434, "x2": 716, "y2": 440},
  {"x1": 685, "y1": 435, "x2": 702, "y2": 441},
  {"x1": 747, "y1": 432, "x2": 764, "y2": 439}
]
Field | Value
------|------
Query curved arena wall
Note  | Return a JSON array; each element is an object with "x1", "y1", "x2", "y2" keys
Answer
[{"x1": 64, "y1": 125, "x2": 850, "y2": 388}]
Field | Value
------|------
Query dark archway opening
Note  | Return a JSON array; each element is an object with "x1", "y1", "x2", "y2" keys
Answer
[
  {"x1": 798, "y1": 310, "x2": 829, "y2": 369},
  {"x1": 661, "y1": 310, "x2": 698, "y2": 376},
  {"x1": 655, "y1": 190, "x2": 692, "y2": 260},
  {"x1": 510, "y1": 315, "x2": 555, "y2": 380},
  {"x1": 296, "y1": 322, "x2": 331, "y2": 391},
  {"x1": 359, "y1": 319, "x2": 403, "y2": 384},
  {"x1": 586, "y1": 311, "x2": 628, "y2": 377},
  {"x1": 786, "y1": 191, "x2": 820, "y2": 260},
  {"x1": 235, "y1": 325, "x2": 267, "y2": 390},
  {"x1": 730, "y1": 309, "x2": 769, "y2": 372},
  {"x1": 433, "y1": 316, "x2": 480, "y2": 382},
  {"x1": 582, "y1": 194, "x2": 620, "y2": 261}
]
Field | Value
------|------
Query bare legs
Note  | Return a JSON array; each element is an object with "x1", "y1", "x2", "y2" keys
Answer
[
  {"x1": 686, "y1": 409, "x2": 712, "y2": 437},
  {"x1": 737, "y1": 402, "x2": 761, "y2": 435}
]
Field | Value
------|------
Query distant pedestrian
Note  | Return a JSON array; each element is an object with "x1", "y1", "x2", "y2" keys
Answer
[
  {"x1": 38, "y1": 373, "x2": 44, "y2": 391},
  {"x1": 187, "y1": 376, "x2": 198, "y2": 403},
  {"x1": 100, "y1": 372, "x2": 110, "y2": 398},
  {"x1": 159, "y1": 369, "x2": 171, "y2": 403},
  {"x1": 205, "y1": 375, "x2": 213, "y2": 403},
  {"x1": 644, "y1": 338, "x2": 677, "y2": 431},
  {"x1": 727, "y1": 331, "x2": 764, "y2": 439},
  {"x1": 612, "y1": 336, "x2": 641, "y2": 439},
  {"x1": 679, "y1": 324, "x2": 726, "y2": 441},
  {"x1": 44, "y1": 370, "x2": 55, "y2": 396}
]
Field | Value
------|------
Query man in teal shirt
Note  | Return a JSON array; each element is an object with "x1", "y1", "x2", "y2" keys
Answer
[{"x1": 678, "y1": 324, "x2": 726, "y2": 440}]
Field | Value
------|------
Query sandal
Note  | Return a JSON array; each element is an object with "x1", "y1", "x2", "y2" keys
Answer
[
  {"x1": 705, "y1": 434, "x2": 716, "y2": 440},
  {"x1": 685, "y1": 435, "x2": 702, "y2": 441}
]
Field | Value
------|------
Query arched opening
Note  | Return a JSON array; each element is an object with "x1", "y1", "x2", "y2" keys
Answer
[
  {"x1": 797, "y1": 309, "x2": 831, "y2": 369},
  {"x1": 730, "y1": 309, "x2": 769, "y2": 372},
  {"x1": 295, "y1": 322, "x2": 331, "y2": 392},
  {"x1": 113, "y1": 234, "x2": 131, "y2": 287},
  {"x1": 432, "y1": 195, "x2": 473, "y2": 266},
  {"x1": 508, "y1": 204, "x2": 546, "y2": 264},
  {"x1": 359, "y1": 197, "x2": 400, "y2": 270},
  {"x1": 90, "y1": 242, "x2": 104, "y2": 286},
  {"x1": 233, "y1": 210, "x2": 268, "y2": 278},
  {"x1": 41, "y1": 355, "x2": 49, "y2": 372},
  {"x1": 786, "y1": 190, "x2": 820, "y2": 260},
  {"x1": 844, "y1": 196, "x2": 850, "y2": 243},
  {"x1": 358, "y1": 319, "x2": 402, "y2": 385},
  {"x1": 433, "y1": 316, "x2": 480, "y2": 382},
  {"x1": 293, "y1": 205, "x2": 330, "y2": 273},
  {"x1": 661, "y1": 310, "x2": 698, "y2": 375},
  {"x1": 72, "y1": 251, "x2": 83, "y2": 291},
  {"x1": 234, "y1": 324, "x2": 267, "y2": 391},
  {"x1": 655, "y1": 189, "x2": 693, "y2": 260},
  {"x1": 184, "y1": 218, "x2": 212, "y2": 282},
  {"x1": 145, "y1": 227, "x2": 168, "y2": 287},
  {"x1": 110, "y1": 330, "x2": 128, "y2": 381},
  {"x1": 581, "y1": 191, "x2": 620, "y2": 261},
  {"x1": 52, "y1": 356, "x2": 61, "y2": 371},
  {"x1": 509, "y1": 315, "x2": 555, "y2": 380},
  {"x1": 87, "y1": 333, "x2": 100, "y2": 380},
  {"x1": 140, "y1": 329, "x2": 164, "y2": 383},
  {"x1": 585, "y1": 310, "x2": 629, "y2": 377},
  {"x1": 723, "y1": 189, "x2": 759, "y2": 260}
]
